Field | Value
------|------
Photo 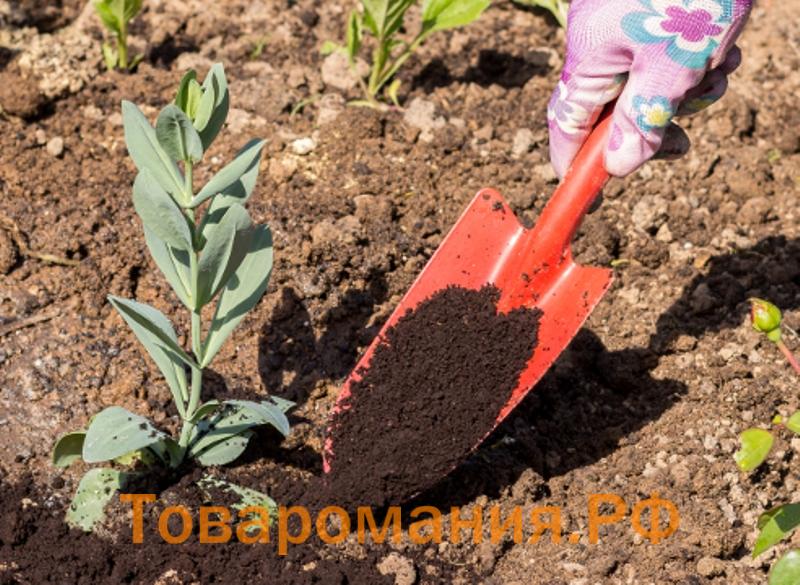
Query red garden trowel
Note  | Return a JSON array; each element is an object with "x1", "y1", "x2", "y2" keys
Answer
[{"x1": 323, "y1": 107, "x2": 615, "y2": 484}]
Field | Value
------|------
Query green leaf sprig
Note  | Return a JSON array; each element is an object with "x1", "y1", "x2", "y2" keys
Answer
[
  {"x1": 324, "y1": 0, "x2": 491, "y2": 107},
  {"x1": 511, "y1": 0, "x2": 568, "y2": 29},
  {"x1": 730, "y1": 299, "x2": 800, "y2": 582},
  {"x1": 53, "y1": 64, "x2": 293, "y2": 531},
  {"x1": 94, "y1": 0, "x2": 144, "y2": 71},
  {"x1": 734, "y1": 300, "x2": 800, "y2": 473}
]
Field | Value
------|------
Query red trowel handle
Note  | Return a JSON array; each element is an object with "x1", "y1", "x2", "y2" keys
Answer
[{"x1": 527, "y1": 106, "x2": 615, "y2": 263}]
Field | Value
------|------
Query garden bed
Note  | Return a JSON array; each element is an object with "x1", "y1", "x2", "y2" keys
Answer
[{"x1": 0, "y1": 0, "x2": 799, "y2": 583}]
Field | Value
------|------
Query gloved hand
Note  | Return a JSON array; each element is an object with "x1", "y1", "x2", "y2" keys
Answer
[{"x1": 548, "y1": 0, "x2": 753, "y2": 178}]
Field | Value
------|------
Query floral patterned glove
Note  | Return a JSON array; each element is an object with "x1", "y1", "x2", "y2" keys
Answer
[{"x1": 548, "y1": 0, "x2": 753, "y2": 178}]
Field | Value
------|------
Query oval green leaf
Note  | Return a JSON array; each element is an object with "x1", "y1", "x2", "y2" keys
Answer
[
  {"x1": 66, "y1": 468, "x2": 128, "y2": 531},
  {"x1": 93, "y1": 0, "x2": 121, "y2": 33},
  {"x1": 755, "y1": 504, "x2": 800, "y2": 558},
  {"x1": 83, "y1": 406, "x2": 166, "y2": 463},
  {"x1": 771, "y1": 550, "x2": 800, "y2": 585},
  {"x1": 108, "y1": 295, "x2": 196, "y2": 370},
  {"x1": 188, "y1": 399, "x2": 290, "y2": 464},
  {"x1": 190, "y1": 139, "x2": 265, "y2": 208},
  {"x1": 193, "y1": 431, "x2": 253, "y2": 466},
  {"x1": 422, "y1": 0, "x2": 490, "y2": 33},
  {"x1": 195, "y1": 63, "x2": 229, "y2": 150},
  {"x1": 122, "y1": 101, "x2": 187, "y2": 203},
  {"x1": 226, "y1": 399, "x2": 291, "y2": 437},
  {"x1": 107, "y1": 295, "x2": 193, "y2": 410},
  {"x1": 197, "y1": 476, "x2": 276, "y2": 516},
  {"x1": 156, "y1": 104, "x2": 203, "y2": 163},
  {"x1": 786, "y1": 412, "x2": 800, "y2": 434},
  {"x1": 174, "y1": 70, "x2": 197, "y2": 112},
  {"x1": 734, "y1": 428, "x2": 774, "y2": 472},
  {"x1": 53, "y1": 431, "x2": 86, "y2": 468},
  {"x1": 346, "y1": 10, "x2": 362, "y2": 62},
  {"x1": 196, "y1": 203, "x2": 253, "y2": 308},
  {"x1": 144, "y1": 226, "x2": 192, "y2": 308},
  {"x1": 101, "y1": 42, "x2": 118, "y2": 69},
  {"x1": 132, "y1": 170, "x2": 193, "y2": 251},
  {"x1": 203, "y1": 224, "x2": 272, "y2": 366},
  {"x1": 189, "y1": 400, "x2": 221, "y2": 423},
  {"x1": 123, "y1": 0, "x2": 143, "y2": 21}
]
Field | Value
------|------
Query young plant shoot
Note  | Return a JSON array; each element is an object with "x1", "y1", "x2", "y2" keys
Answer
[
  {"x1": 52, "y1": 63, "x2": 292, "y2": 531},
  {"x1": 733, "y1": 299, "x2": 800, "y2": 584},
  {"x1": 94, "y1": 0, "x2": 144, "y2": 70},
  {"x1": 326, "y1": 0, "x2": 491, "y2": 106},
  {"x1": 512, "y1": 0, "x2": 569, "y2": 29}
]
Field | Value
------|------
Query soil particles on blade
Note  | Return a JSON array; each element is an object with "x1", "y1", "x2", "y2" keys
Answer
[{"x1": 325, "y1": 285, "x2": 542, "y2": 509}]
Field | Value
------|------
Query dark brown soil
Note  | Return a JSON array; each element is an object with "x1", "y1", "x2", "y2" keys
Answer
[
  {"x1": 325, "y1": 285, "x2": 541, "y2": 508},
  {"x1": 0, "y1": 469, "x2": 394, "y2": 585}
]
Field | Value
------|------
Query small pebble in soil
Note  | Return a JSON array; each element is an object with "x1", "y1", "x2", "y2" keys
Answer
[
  {"x1": 377, "y1": 553, "x2": 416, "y2": 585},
  {"x1": 696, "y1": 556, "x2": 726, "y2": 577},
  {"x1": 46, "y1": 136, "x2": 64, "y2": 158},
  {"x1": 321, "y1": 52, "x2": 367, "y2": 91},
  {"x1": 403, "y1": 98, "x2": 445, "y2": 143},
  {"x1": 291, "y1": 137, "x2": 316, "y2": 155},
  {"x1": 511, "y1": 128, "x2": 534, "y2": 157}
]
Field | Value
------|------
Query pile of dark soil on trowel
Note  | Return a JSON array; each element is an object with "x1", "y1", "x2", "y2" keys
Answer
[{"x1": 324, "y1": 285, "x2": 542, "y2": 508}]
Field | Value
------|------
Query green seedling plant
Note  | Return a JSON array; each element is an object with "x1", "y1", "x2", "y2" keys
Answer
[
  {"x1": 94, "y1": 0, "x2": 144, "y2": 70},
  {"x1": 512, "y1": 0, "x2": 568, "y2": 28},
  {"x1": 324, "y1": 0, "x2": 491, "y2": 107},
  {"x1": 52, "y1": 63, "x2": 292, "y2": 531},
  {"x1": 733, "y1": 299, "x2": 800, "y2": 584}
]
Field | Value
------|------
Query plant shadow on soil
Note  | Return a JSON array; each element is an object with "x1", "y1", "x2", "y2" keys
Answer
[
  {"x1": 511, "y1": 3, "x2": 566, "y2": 28},
  {"x1": 257, "y1": 276, "x2": 389, "y2": 406},
  {"x1": 412, "y1": 48, "x2": 552, "y2": 93}
]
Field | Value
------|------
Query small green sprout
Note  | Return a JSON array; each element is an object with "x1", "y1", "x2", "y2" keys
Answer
[
  {"x1": 731, "y1": 299, "x2": 800, "y2": 583},
  {"x1": 750, "y1": 298, "x2": 800, "y2": 374},
  {"x1": 751, "y1": 297, "x2": 783, "y2": 341},
  {"x1": 250, "y1": 36, "x2": 270, "y2": 60},
  {"x1": 734, "y1": 300, "x2": 800, "y2": 474},
  {"x1": 512, "y1": 0, "x2": 569, "y2": 28},
  {"x1": 94, "y1": 0, "x2": 144, "y2": 71},
  {"x1": 325, "y1": 0, "x2": 491, "y2": 107},
  {"x1": 53, "y1": 64, "x2": 293, "y2": 531}
]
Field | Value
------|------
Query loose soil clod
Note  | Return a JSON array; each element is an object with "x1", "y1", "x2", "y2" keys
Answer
[{"x1": 325, "y1": 285, "x2": 542, "y2": 509}]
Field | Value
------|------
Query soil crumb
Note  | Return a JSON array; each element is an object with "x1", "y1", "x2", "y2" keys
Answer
[{"x1": 325, "y1": 285, "x2": 542, "y2": 508}]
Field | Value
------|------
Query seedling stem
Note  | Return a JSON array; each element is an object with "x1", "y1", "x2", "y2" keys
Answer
[
  {"x1": 778, "y1": 340, "x2": 800, "y2": 377},
  {"x1": 118, "y1": 20, "x2": 129, "y2": 69},
  {"x1": 330, "y1": 0, "x2": 490, "y2": 106}
]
